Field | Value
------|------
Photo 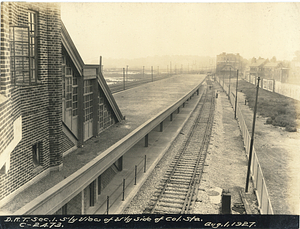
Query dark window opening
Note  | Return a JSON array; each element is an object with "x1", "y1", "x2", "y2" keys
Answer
[
  {"x1": 89, "y1": 181, "x2": 95, "y2": 207},
  {"x1": 32, "y1": 142, "x2": 42, "y2": 166},
  {"x1": 0, "y1": 164, "x2": 6, "y2": 175},
  {"x1": 62, "y1": 204, "x2": 67, "y2": 215},
  {"x1": 97, "y1": 175, "x2": 101, "y2": 195}
]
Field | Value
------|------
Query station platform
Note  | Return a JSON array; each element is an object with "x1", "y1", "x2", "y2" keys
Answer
[
  {"x1": 0, "y1": 74, "x2": 206, "y2": 215},
  {"x1": 94, "y1": 82, "x2": 205, "y2": 214}
]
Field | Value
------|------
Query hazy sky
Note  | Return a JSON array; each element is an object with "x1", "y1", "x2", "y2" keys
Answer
[{"x1": 61, "y1": 2, "x2": 300, "y2": 64}]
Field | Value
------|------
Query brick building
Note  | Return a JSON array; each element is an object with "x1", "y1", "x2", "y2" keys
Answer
[
  {"x1": 216, "y1": 52, "x2": 247, "y2": 77},
  {"x1": 0, "y1": 2, "x2": 123, "y2": 206}
]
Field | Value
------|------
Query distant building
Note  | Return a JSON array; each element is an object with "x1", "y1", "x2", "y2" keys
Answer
[
  {"x1": 263, "y1": 62, "x2": 289, "y2": 83},
  {"x1": 289, "y1": 52, "x2": 300, "y2": 85},
  {"x1": 248, "y1": 57, "x2": 269, "y2": 85},
  {"x1": 216, "y1": 52, "x2": 246, "y2": 77},
  {"x1": 0, "y1": 2, "x2": 123, "y2": 204}
]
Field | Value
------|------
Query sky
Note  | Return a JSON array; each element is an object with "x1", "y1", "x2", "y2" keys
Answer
[{"x1": 61, "y1": 2, "x2": 300, "y2": 64}]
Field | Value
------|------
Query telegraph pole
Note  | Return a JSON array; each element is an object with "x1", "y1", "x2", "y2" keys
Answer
[
  {"x1": 151, "y1": 66, "x2": 153, "y2": 82},
  {"x1": 229, "y1": 67, "x2": 231, "y2": 99},
  {"x1": 123, "y1": 68, "x2": 126, "y2": 90},
  {"x1": 245, "y1": 77, "x2": 260, "y2": 192},
  {"x1": 167, "y1": 65, "x2": 169, "y2": 76},
  {"x1": 143, "y1": 66, "x2": 145, "y2": 78},
  {"x1": 235, "y1": 70, "x2": 239, "y2": 119}
]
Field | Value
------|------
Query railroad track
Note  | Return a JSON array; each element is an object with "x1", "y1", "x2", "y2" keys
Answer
[{"x1": 143, "y1": 80, "x2": 215, "y2": 214}]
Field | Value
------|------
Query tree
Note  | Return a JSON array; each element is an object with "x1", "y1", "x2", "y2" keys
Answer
[
  {"x1": 294, "y1": 50, "x2": 300, "y2": 61},
  {"x1": 271, "y1": 56, "x2": 277, "y2": 62}
]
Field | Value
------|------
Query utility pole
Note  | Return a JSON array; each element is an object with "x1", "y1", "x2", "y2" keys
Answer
[
  {"x1": 167, "y1": 65, "x2": 169, "y2": 76},
  {"x1": 123, "y1": 68, "x2": 126, "y2": 90},
  {"x1": 235, "y1": 70, "x2": 239, "y2": 119},
  {"x1": 143, "y1": 66, "x2": 145, "y2": 78},
  {"x1": 245, "y1": 77, "x2": 260, "y2": 192},
  {"x1": 151, "y1": 66, "x2": 153, "y2": 82},
  {"x1": 229, "y1": 67, "x2": 231, "y2": 99}
]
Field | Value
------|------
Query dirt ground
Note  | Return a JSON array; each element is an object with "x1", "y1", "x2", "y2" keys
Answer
[
  {"x1": 235, "y1": 85, "x2": 300, "y2": 215},
  {"x1": 194, "y1": 82, "x2": 259, "y2": 214}
]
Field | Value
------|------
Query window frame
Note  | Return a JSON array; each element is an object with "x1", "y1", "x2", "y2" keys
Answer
[
  {"x1": 10, "y1": 26, "x2": 30, "y2": 85},
  {"x1": 28, "y1": 10, "x2": 38, "y2": 83}
]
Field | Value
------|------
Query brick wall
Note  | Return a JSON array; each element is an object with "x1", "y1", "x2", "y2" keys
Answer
[
  {"x1": 0, "y1": 2, "x2": 62, "y2": 200},
  {"x1": 46, "y1": 4, "x2": 62, "y2": 167},
  {"x1": 0, "y1": 2, "x2": 11, "y2": 97},
  {"x1": 0, "y1": 100, "x2": 14, "y2": 156}
]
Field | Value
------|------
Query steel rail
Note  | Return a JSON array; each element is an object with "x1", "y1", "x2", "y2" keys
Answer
[
  {"x1": 148, "y1": 81, "x2": 215, "y2": 214},
  {"x1": 150, "y1": 88, "x2": 208, "y2": 214}
]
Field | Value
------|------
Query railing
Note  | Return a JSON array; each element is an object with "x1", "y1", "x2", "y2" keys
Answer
[
  {"x1": 96, "y1": 156, "x2": 147, "y2": 214},
  {"x1": 216, "y1": 76, "x2": 274, "y2": 214}
]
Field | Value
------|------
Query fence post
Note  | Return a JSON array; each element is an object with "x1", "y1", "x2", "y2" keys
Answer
[
  {"x1": 144, "y1": 155, "x2": 147, "y2": 173},
  {"x1": 228, "y1": 68, "x2": 231, "y2": 100},
  {"x1": 122, "y1": 179, "x2": 126, "y2": 201},
  {"x1": 134, "y1": 165, "x2": 137, "y2": 185},
  {"x1": 106, "y1": 196, "x2": 109, "y2": 215},
  {"x1": 260, "y1": 178, "x2": 264, "y2": 209}
]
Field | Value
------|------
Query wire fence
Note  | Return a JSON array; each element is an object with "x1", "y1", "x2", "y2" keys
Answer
[
  {"x1": 216, "y1": 76, "x2": 274, "y2": 214},
  {"x1": 103, "y1": 66, "x2": 206, "y2": 93}
]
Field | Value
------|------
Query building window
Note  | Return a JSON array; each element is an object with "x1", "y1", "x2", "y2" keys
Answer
[
  {"x1": 32, "y1": 142, "x2": 42, "y2": 166},
  {"x1": 65, "y1": 67, "x2": 72, "y2": 109},
  {"x1": 28, "y1": 11, "x2": 38, "y2": 83},
  {"x1": 72, "y1": 74, "x2": 78, "y2": 116},
  {"x1": 84, "y1": 80, "x2": 93, "y2": 122},
  {"x1": 62, "y1": 55, "x2": 66, "y2": 98},
  {"x1": 10, "y1": 26, "x2": 30, "y2": 85},
  {"x1": 10, "y1": 10, "x2": 38, "y2": 85}
]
